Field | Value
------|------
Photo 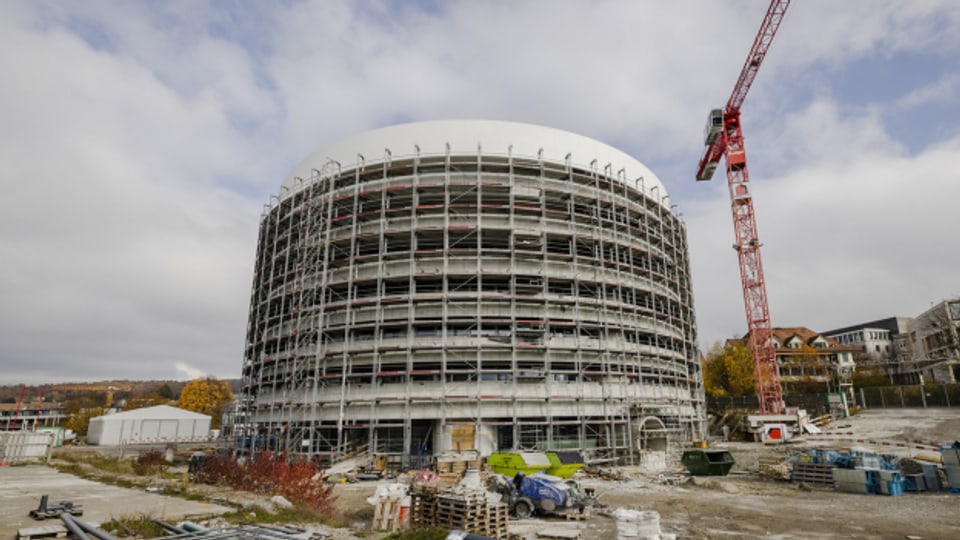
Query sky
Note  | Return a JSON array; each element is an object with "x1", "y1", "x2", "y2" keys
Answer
[{"x1": 1, "y1": 1, "x2": 959, "y2": 384}]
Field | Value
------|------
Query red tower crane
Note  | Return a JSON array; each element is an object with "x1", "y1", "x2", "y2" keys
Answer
[
  {"x1": 696, "y1": 0, "x2": 791, "y2": 415},
  {"x1": 11, "y1": 384, "x2": 26, "y2": 431}
]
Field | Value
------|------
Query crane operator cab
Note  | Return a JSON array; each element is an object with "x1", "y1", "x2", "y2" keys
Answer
[{"x1": 703, "y1": 108, "x2": 724, "y2": 146}]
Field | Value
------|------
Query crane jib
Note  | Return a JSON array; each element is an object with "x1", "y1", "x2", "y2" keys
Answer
[{"x1": 727, "y1": 0, "x2": 791, "y2": 112}]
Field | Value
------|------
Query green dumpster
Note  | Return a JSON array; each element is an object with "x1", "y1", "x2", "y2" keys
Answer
[
  {"x1": 545, "y1": 451, "x2": 584, "y2": 478},
  {"x1": 486, "y1": 452, "x2": 551, "y2": 477},
  {"x1": 681, "y1": 449, "x2": 736, "y2": 476}
]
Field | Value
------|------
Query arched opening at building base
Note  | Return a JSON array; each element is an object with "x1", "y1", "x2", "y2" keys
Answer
[{"x1": 637, "y1": 416, "x2": 669, "y2": 472}]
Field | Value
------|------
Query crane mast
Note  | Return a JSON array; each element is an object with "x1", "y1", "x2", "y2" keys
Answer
[{"x1": 696, "y1": 0, "x2": 790, "y2": 415}]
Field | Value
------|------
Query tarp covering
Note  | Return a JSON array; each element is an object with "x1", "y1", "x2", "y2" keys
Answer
[{"x1": 86, "y1": 405, "x2": 211, "y2": 445}]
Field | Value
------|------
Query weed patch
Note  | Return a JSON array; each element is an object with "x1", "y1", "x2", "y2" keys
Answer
[
  {"x1": 220, "y1": 504, "x2": 324, "y2": 525},
  {"x1": 382, "y1": 528, "x2": 450, "y2": 540},
  {"x1": 101, "y1": 514, "x2": 166, "y2": 538},
  {"x1": 133, "y1": 450, "x2": 167, "y2": 476}
]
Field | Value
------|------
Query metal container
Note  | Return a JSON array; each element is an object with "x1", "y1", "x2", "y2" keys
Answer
[
  {"x1": 486, "y1": 452, "x2": 550, "y2": 478},
  {"x1": 681, "y1": 449, "x2": 735, "y2": 476},
  {"x1": 545, "y1": 451, "x2": 584, "y2": 479}
]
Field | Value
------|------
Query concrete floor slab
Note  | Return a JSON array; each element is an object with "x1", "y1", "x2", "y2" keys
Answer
[{"x1": 0, "y1": 465, "x2": 231, "y2": 538}]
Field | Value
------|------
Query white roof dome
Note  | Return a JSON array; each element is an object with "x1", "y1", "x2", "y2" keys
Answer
[{"x1": 282, "y1": 120, "x2": 668, "y2": 206}]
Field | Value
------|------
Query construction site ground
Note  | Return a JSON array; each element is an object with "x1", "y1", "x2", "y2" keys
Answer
[
  {"x1": 2, "y1": 408, "x2": 958, "y2": 539},
  {"x1": 0, "y1": 466, "x2": 233, "y2": 539},
  {"x1": 331, "y1": 407, "x2": 960, "y2": 539}
]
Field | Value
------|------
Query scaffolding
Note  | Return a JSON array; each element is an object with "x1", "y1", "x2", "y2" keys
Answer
[{"x1": 236, "y1": 138, "x2": 704, "y2": 468}]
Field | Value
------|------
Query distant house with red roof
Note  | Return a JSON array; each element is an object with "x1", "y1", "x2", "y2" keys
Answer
[{"x1": 728, "y1": 327, "x2": 858, "y2": 392}]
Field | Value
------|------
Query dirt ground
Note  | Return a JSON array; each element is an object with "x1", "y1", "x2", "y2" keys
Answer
[
  {"x1": 329, "y1": 468, "x2": 959, "y2": 540},
  {"x1": 327, "y1": 408, "x2": 960, "y2": 539},
  {"x1": 21, "y1": 408, "x2": 960, "y2": 539},
  {"x1": 578, "y1": 471, "x2": 958, "y2": 539}
]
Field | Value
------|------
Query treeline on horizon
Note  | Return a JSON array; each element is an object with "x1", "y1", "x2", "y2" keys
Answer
[{"x1": 0, "y1": 379, "x2": 242, "y2": 404}]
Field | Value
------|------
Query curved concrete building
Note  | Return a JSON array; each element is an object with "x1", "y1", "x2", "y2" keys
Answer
[{"x1": 238, "y1": 120, "x2": 704, "y2": 468}]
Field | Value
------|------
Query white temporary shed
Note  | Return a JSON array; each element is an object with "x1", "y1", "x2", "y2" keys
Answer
[{"x1": 86, "y1": 405, "x2": 211, "y2": 445}]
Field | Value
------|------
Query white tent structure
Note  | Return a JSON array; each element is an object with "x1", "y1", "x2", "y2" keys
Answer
[{"x1": 86, "y1": 405, "x2": 211, "y2": 445}]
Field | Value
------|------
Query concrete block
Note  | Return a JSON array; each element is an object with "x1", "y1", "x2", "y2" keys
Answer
[
  {"x1": 882, "y1": 480, "x2": 904, "y2": 496},
  {"x1": 832, "y1": 469, "x2": 867, "y2": 483},
  {"x1": 945, "y1": 464, "x2": 960, "y2": 488},
  {"x1": 879, "y1": 470, "x2": 902, "y2": 482},
  {"x1": 904, "y1": 473, "x2": 926, "y2": 491},
  {"x1": 834, "y1": 481, "x2": 874, "y2": 495},
  {"x1": 920, "y1": 463, "x2": 941, "y2": 491},
  {"x1": 941, "y1": 448, "x2": 960, "y2": 466}
]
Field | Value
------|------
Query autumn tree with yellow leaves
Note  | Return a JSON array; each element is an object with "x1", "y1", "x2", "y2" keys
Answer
[
  {"x1": 177, "y1": 377, "x2": 234, "y2": 429},
  {"x1": 63, "y1": 406, "x2": 103, "y2": 437},
  {"x1": 702, "y1": 341, "x2": 756, "y2": 397}
]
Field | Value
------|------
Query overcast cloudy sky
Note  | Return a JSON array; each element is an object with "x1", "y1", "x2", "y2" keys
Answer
[{"x1": 2, "y1": 1, "x2": 958, "y2": 384}]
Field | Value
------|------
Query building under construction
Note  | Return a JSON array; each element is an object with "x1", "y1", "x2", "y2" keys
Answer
[{"x1": 236, "y1": 120, "x2": 704, "y2": 469}]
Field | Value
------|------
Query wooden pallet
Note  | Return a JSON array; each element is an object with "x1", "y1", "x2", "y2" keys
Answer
[
  {"x1": 792, "y1": 462, "x2": 834, "y2": 485},
  {"x1": 373, "y1": 496, "x2": 404, "y2": 532},
  {"x1": 17, "y1": 525, "x2": 68, "y2": 540}
]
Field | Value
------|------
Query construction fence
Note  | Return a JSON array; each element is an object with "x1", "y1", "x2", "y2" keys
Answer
[
  {"x1": 0, "y1": 431, "x2": 54, "y2": 464},
  {"x1": 858, "y1": 384, "x2": 960, "y2": 409},
  {"x1": 707, "y1": 385, "x2": 960, "y2": 413},
  {"x1": 706, "y1": 393, "x2": 834, "y2": 414}
]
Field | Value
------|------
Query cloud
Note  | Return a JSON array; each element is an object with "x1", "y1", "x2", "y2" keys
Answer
[
  {"x1": 687, "y1": 101, "x2": 960, "y2": 347},
  {"x1": 175, "y1": 362, "x2": 206, "y2": 380},
  {"x1": 772, "y1": 1, "x2": 960, "y2": 69},
  {"x1": 1, "y1": 1, "x2": 958, "y2": 383},
  {"x1": 263, "y1": 2, "x2": 760, "y2": 164},
  {"x1": 0, "y1": 3, "x2": 259, "y2": 384},
  {"x1": 757, "y1": 99, "x2": 906, "y2": 172},
  {"x1": 894, "y1": 73, "x2": 960, "y2": 110}
]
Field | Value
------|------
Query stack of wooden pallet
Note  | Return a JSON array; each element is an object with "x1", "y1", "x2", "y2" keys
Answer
[
  {"x1": 410, "y1": 483, "x2": 438, "y2": 529},
  {"x1": 435, "y1": 455, "x2": 484, "y2": 487},
  {"x1": 791, "y1": 461, "x2": 834, "y2": 485},
  {"x1": 410, "y1": 485, "x2": 509, "y2": 539},
  {"x1": 483, "y1": 502, "x2": 509, "y2": 538}
]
